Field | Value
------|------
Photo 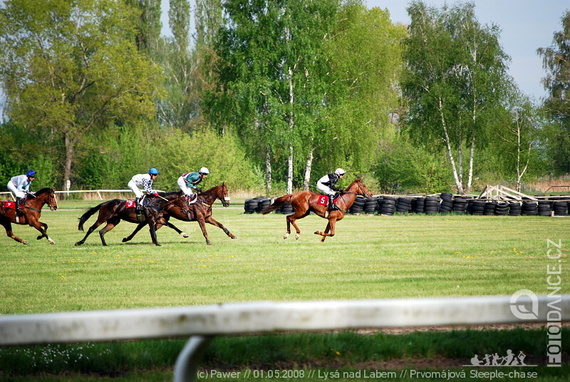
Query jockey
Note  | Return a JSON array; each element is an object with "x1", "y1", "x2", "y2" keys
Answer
[
  {"x1": 128, "y1": 168, "x2": 159, "y2": 211},
  {"x1": 177, "y1": 167, "x2": 209, "y2": 200},
  {"x1": 316, "y1": 168, "x2": 345, "y2": 210},
  {"x1": 7, "y1": 170, "x2": 36, "y2": 215}
]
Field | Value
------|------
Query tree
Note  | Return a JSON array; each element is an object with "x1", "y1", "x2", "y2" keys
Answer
[
  {"x1": 0, "y1": 0, "x2": 162, "y2": 190},
  {"x1": 537, "y1": 10, "x2": 570, "y2": 174},
  {"x1": 401, "y1": 1, "x2": 512, "y2": 194},
  {"x1": 206, "y1": 0, "x2": 339, "y2": 194}
]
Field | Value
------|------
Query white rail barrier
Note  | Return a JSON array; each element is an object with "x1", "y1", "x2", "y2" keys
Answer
[
  {"x1": 1, "y1": 296, "x2": 568, "y2": 381},
  {"x1": 0, "y1": 190, "x2": 133, "y2": 200}
]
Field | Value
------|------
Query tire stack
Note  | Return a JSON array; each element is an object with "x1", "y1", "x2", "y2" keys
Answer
[
  {"x1": 364, "y1": 197, "x2": 379, "y2": 215},
  {"x1": 439, "y1": 193, "x2": 453, "y2": 213},
  {"x1": 468, "y1": 200, "x2": 485, "y2": 215},
  {"x1": 378, "y1": 196, "x2": 396, "y2": 215},
  {"x1": 424, "y1": 196, "x2": 440, "y2": 215},
  {"x1": 279, "y1": 202, "x2": 294, "y2": 215},
  {"x1": 509, "y1": 202, "x2": 522, "y2": 216},
  {"x1": 553, "y1": 200, "x2": 568, "y2": 216},
  {"x1": 538, "y1": 200, "x2": 552, "y2": 216},
  {"x1": 522, "y1": 201, "x2": 538, "y2": 216},
  {"x1": 411, "y1": 197, "x2": 425, "y2": 213},
  {"x1": 483, "y1": 201, "x2": 496, "y2": 215},
  {"x1": 349, "y1": 197, "x2": 365, "y2": 214},
  {"x1": 452, "y1": 197, "x2": 468, "y2": 214},
  {"x1": 495, "y1": 202, "x2": 509, "y2": 216},
  {"x1": 244, "y1": 197, "x2": 260, "y2": 214},
  {"x1": 396, "y1": 197, "x2": 412, "y2": 214}
]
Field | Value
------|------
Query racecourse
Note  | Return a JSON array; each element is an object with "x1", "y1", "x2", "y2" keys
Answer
[{"x1": 1, "y1": 198, "x2": 567, "y2": 315}]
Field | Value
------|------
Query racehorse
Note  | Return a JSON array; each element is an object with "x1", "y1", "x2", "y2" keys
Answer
[
  {"x1": 122, "y1": 183, "x2": 237, "y2": 245},
  {"x1": 74, "y1": 192, "x2": 188, "y2": 246},
  {"x1": 262, "y1": 178, "x2": 372, "y2": 242},
  {"x1": 0, "y1": 188, "x2": 58, "y2": 245}
]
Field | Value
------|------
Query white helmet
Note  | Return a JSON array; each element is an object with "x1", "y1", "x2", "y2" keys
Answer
[
  {"x1": 335, "y1": 168, "x2": 346, "y2": 175},
  {"x1": 199, "y1": 167, "x2": 210, "y2": 174}
]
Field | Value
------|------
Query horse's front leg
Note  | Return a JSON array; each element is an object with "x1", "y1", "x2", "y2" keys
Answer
[
  {"x1": 315, "y1": 220, "x2": 336, "y2": 242},
  {"x1": 123, "y1": 222, "x2": 147, "y2": 243},
  {"x1": 147, "y1": 216, "x2": 161, "y2": 246},
  {"x1": 285, "y1": 215, "x2": 302, "y2": 240},
  {"x1": 205, "y1": 216, "x2": 236, "y2": 239},
  {"x1": 1, "y1": 220, "x2": 28, "y2": 245},
  {"x1": 29, "y1": 219, "x2": 55, "y2": 245}
]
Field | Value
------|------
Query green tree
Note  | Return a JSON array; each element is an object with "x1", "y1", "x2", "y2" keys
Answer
[
  {"x1": 537, "y1": 10, "x2": 570, "y2": 174},
  {"x1": 401, "y1": 1, "x2": 512, "y2": 194},
  {"x1": 0, "y1": 0, "x2": 163, "y2": 191}
]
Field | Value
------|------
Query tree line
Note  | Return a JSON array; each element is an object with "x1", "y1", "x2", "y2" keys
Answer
[{"x1": 0, "y1": 0, "x2": 568, "y2": 196}]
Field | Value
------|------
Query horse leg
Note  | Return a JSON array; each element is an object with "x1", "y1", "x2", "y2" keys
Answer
[
  {"x1": 98, "y1": 217, "x2": 121, "y2": 246},
  {"x1": 164, "y1": 221, "x2": 189, "y2": 238},
  {"x1": 315, "y1": 219, "x2": 336, "y2": 242},
  {"x1": 1, "y1": 219, "x2": 28, "y2": 245},
  {"x1": 122, "y1": 222, "x2": 147, "y2": 243},
  {"x1": 196, "y1": 218, "x2": 211, "y2": 245},
  {"x1": 75, "y1": 216, "x2": 106, "y2": 246},
  {"x1": 205, "y1": 216, "x2": 236, "y2": 239},
  {"x1": 147, "y1": 219, "x2": 161, "y2": 246},
  {"x1": 35, "y1": 222, "x2": 55, "y2": 244}
]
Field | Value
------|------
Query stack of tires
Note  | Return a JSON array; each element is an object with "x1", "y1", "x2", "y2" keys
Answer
[
  {"x1": 495, "y1": 202, "x2": 509, "y2": 216},
  {"x1": 468, "y1": 200, "x2": 485, "y2": 215},
  {"x1": 439, "y1": 193, "x2": 453, "y2": 213},
  {"x1": 349, "y1": 197, "x2": 365, "y2": 214},
  {"x1": 452, "y1": 197, "x2": 468, "y2": 214},
  {"x1": 538, "y1": 201, "x2": 552, "y2": 216},
  {"x1": 364, "y1": 197, "x2": 379, "y2": 214},
  {"x1": 278, "y1": 202, "x2": 294, "y2": 215},
  {"x1": 509, "y1": 202, "x2": 522, "y2": 216},
  {"x1": 553, "y1": 200, "x2": 568, "y2": 216},
  {"x1": 411, "y1": 197, "x2": 425, "y2": 213},
  {"x1": 483, "y1": 201, "x2": 496, "y2": 215},
  {"x1": 522, "y1": 201, "x2": 538, "y2": 215},
  {"x1": 396, "y1": 197, "x2": 412, "y2": 214},
  {"x1": 244, "y1": 196, "x2": 271, "y2": 214},
  {"x1": 424, "y1": 196, "x2": 440, "y2": 214},
  {"x1": 378, "y1": 196, "x2": 396, "y2": 215}
]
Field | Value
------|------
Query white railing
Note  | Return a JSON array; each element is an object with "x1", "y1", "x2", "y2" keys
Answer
[
  {"x1": 1, "y1": 296, "x2": 568, "y2": 381},
  {"x1": 0, "y1": 189, "x2": 133, "y2": 200}
]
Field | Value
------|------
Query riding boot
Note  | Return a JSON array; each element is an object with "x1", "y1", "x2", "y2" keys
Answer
[
  {"x1": 135, "y1": 197, "x2": 143, "y2": 212},
  {"x1": 16, "y1": 197, "x2": 24, "y2": 216},
  {"x1": 329, "y1": 194, "x2": 338, "y2": 211}
]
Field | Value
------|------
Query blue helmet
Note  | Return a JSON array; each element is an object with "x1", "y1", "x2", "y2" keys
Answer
[
  {"x1": 148, "y1": 168, "x2": 159, "y2": 175},
  {"x1": 26, "y1": 170, "x2": 37, "y2": 177}
]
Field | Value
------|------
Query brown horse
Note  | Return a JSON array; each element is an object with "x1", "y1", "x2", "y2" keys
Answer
[
  {"x1": 0, "y1": 188, "x2": 58, "y2": 245},
  {"x1": 262, "y1": 178, "x2": 372, "y2": 242},
  {"x1": 122, "y1": 183, "x2": 237, "y2": 245},
  {"x1": 74, "y1": 192, "x2": 187, "y2": 246}
]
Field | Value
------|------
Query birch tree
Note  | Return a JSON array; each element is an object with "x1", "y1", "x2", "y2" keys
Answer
[{"x1": 401, "y1": 1, "x2": 511, "y2": 194}]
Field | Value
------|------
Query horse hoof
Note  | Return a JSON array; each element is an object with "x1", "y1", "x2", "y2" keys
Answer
[
  {"x1": 181, "y1": 233, "x2": 189, "y2": 238},
  {"x1": 22, "y1": 241, "x2": 29, "y2": 245},
  {"x1": 295, "y1": 234, "x2": 300, "y2": 240},
  {"x1": 75, "y1": 242, "x2": 82, "y2": 246},
  {"x1": 49, "y1": 241, "x2": 56, "y2": 245},
  {"x1": 230, "y1": 235, "x2": 237, "y2": 239},
  {"x1": 283, "y1": 233, "x2": 289, "y2": 239}
]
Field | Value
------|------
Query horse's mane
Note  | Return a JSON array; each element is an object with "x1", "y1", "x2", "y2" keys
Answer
[
  {"x1": 35, "y1": 188, "x2": 54, "y2": 195},
  {"x1": 201, "y1": 183, "x2": 225, "y2": 194}
]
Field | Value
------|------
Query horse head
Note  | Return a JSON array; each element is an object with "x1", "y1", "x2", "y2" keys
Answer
[
  {"x1": 348, "y1": 178, "x2": 372, "y2": 199},
  {"x1": 35, "y1": 188, "x2": 58, "y2": 211},
  {"x1": 202, "y1": 183, "x2": 230, "y2": 207}
]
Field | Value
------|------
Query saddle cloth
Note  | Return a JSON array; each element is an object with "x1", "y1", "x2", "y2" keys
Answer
[
  {"x1": 317, "y1": 195, "x2": 329, "y2": 206},
  {"x1": 3, "y1": 201, "x2": 16, "y2": 210},
  {"x1": 125, "y1": 200, "x2": 136, "y2": 209}
]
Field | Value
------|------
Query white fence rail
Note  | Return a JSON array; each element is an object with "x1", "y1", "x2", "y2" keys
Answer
[
  {"x1": 1, "y1": 296, "x2": 568, "y2": 381},
  {"x1": 0, "y1": 189, "x2": 133, "y2": 200}
]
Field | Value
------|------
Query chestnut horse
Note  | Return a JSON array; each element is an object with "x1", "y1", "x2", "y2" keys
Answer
[
  {"x1": 122, "y1": 183, "x2": 237, "y2": 245},
  {"x1": 262, "y1": 178, "x2": 372, "y2": 242},
  {"x1": 74, "y1": 192, "x2": 187, "y2": 246},
  {"x1": 0, "y1": 188, "x2": 58, "y2": 245}
]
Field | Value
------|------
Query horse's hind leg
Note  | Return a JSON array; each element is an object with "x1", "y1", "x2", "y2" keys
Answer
[
  {"x1": 285, "y1": 211, "x2": 308, "y2": 240},
  {"x1": 75, "y1": 217, "x2": 106, "y2": 246},
  {"x1": 99, "y1": 217, "x2": 120, "y2": 246},
  {"x1": 123, "y1": 222, "x2": 147, "y2": 243},
  {"x1": 1, "y1": 220, "x2": 28, "y2": 245}
]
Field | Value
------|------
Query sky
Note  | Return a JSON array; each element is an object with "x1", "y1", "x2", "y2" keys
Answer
[{"x1": 366, "y1": 0, "x2": 569, "y2": 101}]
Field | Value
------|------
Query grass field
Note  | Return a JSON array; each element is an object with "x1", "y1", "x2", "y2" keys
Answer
[{"x1": 0, "y1": 198, "x2": 568, "y2": 380}]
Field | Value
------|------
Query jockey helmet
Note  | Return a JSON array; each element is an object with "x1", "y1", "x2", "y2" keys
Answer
[
  {"x1": 148, "y1": 168, "x2": 159, "y2": 175},
  {"x1": 199, "y1": 167, "x2": 210, "y2": 175},
  {"x1": 26, "y1": 170, "x2": 37, "y2": 177},
  {"x1": 335, "y1": 168, "x2": 346, "y2": 175}
]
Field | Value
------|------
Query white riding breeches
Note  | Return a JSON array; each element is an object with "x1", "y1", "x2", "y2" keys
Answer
[
  {"x1": 128, "y1": 180, "x2": 143, "y2": 198},
  {"x1": 7, "y1": 182, "x2": 26, "y2": 199},
  {"x1": 177, "y1": 176, "x2": 194, "y2": 196}
]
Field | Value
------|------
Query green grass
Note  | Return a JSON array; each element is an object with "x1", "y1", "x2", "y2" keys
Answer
[{"x1": 0, "y1": 199, "x2": 568, "y2": 380}]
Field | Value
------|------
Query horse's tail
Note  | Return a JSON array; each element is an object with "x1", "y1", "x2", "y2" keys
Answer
[
  {"x1": 77, "y1": 204, "x2": 102, "y2": 231},
  {"x1": 262, "y1": 195, "x2": 291, "y2": 214}
]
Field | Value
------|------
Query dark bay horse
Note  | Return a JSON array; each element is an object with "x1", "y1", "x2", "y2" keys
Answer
[
  {"x1": 262, "y1": 179, "x2": 372, "y2": 242},
  {"x1": 74, "y1": 192, "x2": 187, "y2": 246},
  {"x1": 122, "y1": 183, "x2": 237, "y2": 245},
  {"x1": 0, "y1": 188, "x2": 58, "y2": 245}
]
